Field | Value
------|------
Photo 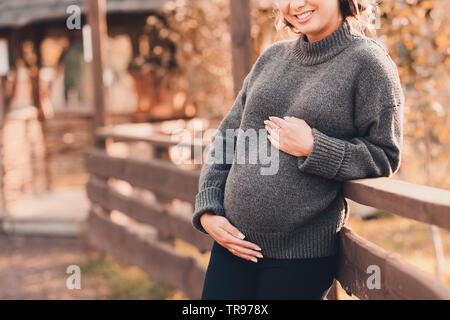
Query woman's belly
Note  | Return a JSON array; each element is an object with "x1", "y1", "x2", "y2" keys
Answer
[{"x1": 223, "y1": 153, "x2": 341, "y2": 232}]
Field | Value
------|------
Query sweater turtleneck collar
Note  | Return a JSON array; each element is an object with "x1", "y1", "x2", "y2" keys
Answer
[{"x1": 292, "y1": 19, "x2": 357, "y2": 66}]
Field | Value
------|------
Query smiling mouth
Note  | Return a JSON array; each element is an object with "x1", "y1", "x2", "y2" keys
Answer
[{"x1": 295, "y1": 10, "x2": 315, "y2": 22}]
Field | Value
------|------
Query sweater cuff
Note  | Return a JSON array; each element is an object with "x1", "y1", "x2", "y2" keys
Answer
[
  {"x1": 297, "y1": 128, "x2": 346, "y2": 179},
  {"x1": 192, "y1": 187, "x2": 226, "y2": 234}
]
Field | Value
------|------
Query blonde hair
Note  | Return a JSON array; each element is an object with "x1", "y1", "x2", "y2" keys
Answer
[{"x1": 273, "y1": 0, "x2": 382, "y2": 39}]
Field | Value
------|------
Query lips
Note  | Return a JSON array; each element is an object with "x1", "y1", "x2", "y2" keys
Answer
[{"x1": 295, "y1": 10, "x2": 315, "y2": 22}]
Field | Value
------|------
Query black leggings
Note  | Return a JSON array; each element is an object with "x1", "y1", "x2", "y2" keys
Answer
[{"x1": 201, "y1": 241, "x2": 339, "y2": 300}]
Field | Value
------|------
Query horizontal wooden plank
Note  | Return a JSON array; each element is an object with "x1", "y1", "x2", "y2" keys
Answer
[
  {"x1": 337, "y1": 226, "x2": 450, "y2": 300},
  {"x1": 97, "y1": 129, "x2": 207, "y2": 149},
  {"x1": 87, "y1": 144, "x2": 449, "y2": 231},
  {"x1": 84, "y1": 204, "x2": 207, "y2": 299},
  {"x1": 344, "y1": 178, "x2": 450, "y2": 231},
  {"x1": 86, "y1": 176, "x2": 213, "y2": 252},
  {"x1": 84, "y1": 147, "x2": 200, "y2": 203},
  {"x1": 96, "y1": 123, "x2": 209, "y2": 148}
]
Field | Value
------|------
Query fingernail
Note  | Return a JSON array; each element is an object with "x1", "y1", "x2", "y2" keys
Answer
[
  {"x1": 256, "y1": 247, "x2": 262, "y2": 251},
  {"x1": 252, "y1": 258, "x2": 258, "y2": 263},
  {"x1": 257, "y1": 253, "x2": 263, "y2": 258},
  {"x1": 264, "y1": 120, "x2": 268, "y2": 124},
  {"x1": 238, "y1": 233, "x2": 245, "y2": 239}
]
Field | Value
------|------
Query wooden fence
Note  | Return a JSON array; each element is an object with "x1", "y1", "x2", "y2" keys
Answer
[{"x1": 82, "y1": 124, "x2": 450, "y2": 300}]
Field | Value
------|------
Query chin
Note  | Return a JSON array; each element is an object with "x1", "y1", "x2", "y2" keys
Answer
[{"x1": 295, "y1": 23, "x2": 318, "y2": 35}]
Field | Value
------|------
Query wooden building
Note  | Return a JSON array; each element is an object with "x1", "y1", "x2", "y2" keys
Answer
[
  {"x1": 0, "y1": 0, "x2": 194, "y2": 122},
  {"x1": 0, "y1": 0, "x2": 194, "y2": 204}
]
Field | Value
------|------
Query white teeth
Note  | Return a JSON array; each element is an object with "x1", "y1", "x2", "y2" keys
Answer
[{"x1": 296, "y1": 11, "x2": 313, "y2": 19}]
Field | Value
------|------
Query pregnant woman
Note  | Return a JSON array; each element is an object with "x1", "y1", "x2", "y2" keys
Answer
[{"x1": 192, "y1": 0, "x2": 404, "y2": 300}]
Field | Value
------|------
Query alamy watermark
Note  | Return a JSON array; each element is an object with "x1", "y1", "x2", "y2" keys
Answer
[
  {"x1": 171, "y1": 124, "x2": 280, "y2": 175},
  {"x1": 66, "y1": 265, "x2": 81, "y2": 289},
  {"x1": 66, "y1": 5, "x2": 81, "y2": 30},
  {"x1": 366, "y1": 264, "x2": 381, "y2": 290}
]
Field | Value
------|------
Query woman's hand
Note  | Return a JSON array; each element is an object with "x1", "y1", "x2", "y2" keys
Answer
[
  {"x1": 200, "y1": 212, "x2": 263, "y2": 263},
  {"x1": 264, "y1": 116, "x2": 314, "y2": 157}
]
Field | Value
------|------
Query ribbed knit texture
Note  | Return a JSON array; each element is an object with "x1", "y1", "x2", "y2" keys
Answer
[{"x1": 192, "y1": 19, "x2": 404, "y2": 258}]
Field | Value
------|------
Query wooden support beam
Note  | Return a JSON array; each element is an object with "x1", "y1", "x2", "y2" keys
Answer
[
  {"x1": 0, "y1": 76, "x2": 6, "y2": 220},
  {"x1": 229, "y1": 0, "x2": 254, "y2": 97},
  {"x1": 87, "y1": 0, "x2": 108, "y2": 148}
]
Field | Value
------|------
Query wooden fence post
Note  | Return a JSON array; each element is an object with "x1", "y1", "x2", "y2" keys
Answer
[
  {"x1": 87, "y1": 0, "x2": 108, "y2": 149},
  {"x1": 229, "y1": 0, "x2": 253, "y2": 97}
]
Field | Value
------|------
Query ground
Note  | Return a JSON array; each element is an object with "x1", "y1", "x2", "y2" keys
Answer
[
  {"x1": 0, "y1": 232, "x2": 185, "y2": 300},
  {"x1": 0, "y1": 233, "x2": 105, "y2": 299}
]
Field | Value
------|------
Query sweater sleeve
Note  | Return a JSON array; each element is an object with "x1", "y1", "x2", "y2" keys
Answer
[
  {"x1": 297, "y1": 47, "x2": 405, "y2": 182},
  {"x1": 297, "y1": 106, "x2": 403, "y2": 181},
  {"x1": 192, "y1": 72, "x2": 251, "y2": 234}
]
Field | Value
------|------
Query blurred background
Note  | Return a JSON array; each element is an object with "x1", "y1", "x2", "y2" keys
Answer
[{"x1": 0, "y1": 0, "x2": 448, "y2": 300}]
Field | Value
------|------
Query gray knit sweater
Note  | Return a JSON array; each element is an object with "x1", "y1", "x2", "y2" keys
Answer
[{"x1": 192, "y1": 19, "x2": 404, "y2": 259}]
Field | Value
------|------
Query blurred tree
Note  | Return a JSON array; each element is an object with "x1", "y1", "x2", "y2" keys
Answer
[
  {"x1": 160, "y1": 0, "x2": 280, "y2": 119},
  {"x1": 379, "y1": 0, "x2": 449, "y2": 189},
  {"x1": 379, "y1": 0, "x2": 449, "y2": 280}
]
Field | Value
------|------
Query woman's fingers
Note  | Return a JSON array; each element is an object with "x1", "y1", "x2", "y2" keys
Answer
[
  {"x1": 264, "y1": 119, "x2": 279, "y2": 130},
  {"x1": 219, "y1": 241, "x2": 258, "y2": 262},
  {"x1": 206, "y1": 216, "x2": 263, "y2": 263},
  {"x1": 219, "y1": 226, "x2": 262, "y2": 252},
  {"x1": 264, "y1": 120, "x2": 280, "y2": 139},
  {"x1": 267, "y1": 128, "x2": 280, "y2": 142},
  {"x1": 268, "y1": 116, "x2": 288, "y2": 127},
  {"x1": 220, "y1": 220, "x2": 246, "y2": 240},
  {"x1": 227, "y1": 243, "x2": 263, "y2": 260},
  {"x1": 232, "y1": 250, "x2": 259, "y2": 263},
  {"x1": 220, "y1": 244, "x2": 258, "y2": 262},
  {"x1": 268, "y1": 134, "x2": 281, "y2": 149}
]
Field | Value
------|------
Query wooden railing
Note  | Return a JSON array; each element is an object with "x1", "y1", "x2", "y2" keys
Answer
[{"x1": 82, "y1": 123, "x2": 450, "y2": 300}]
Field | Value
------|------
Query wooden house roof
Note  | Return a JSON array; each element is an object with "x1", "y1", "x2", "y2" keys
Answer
[{"x1": 0, "y1": 0, "x2": 170, "y2": 29}]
